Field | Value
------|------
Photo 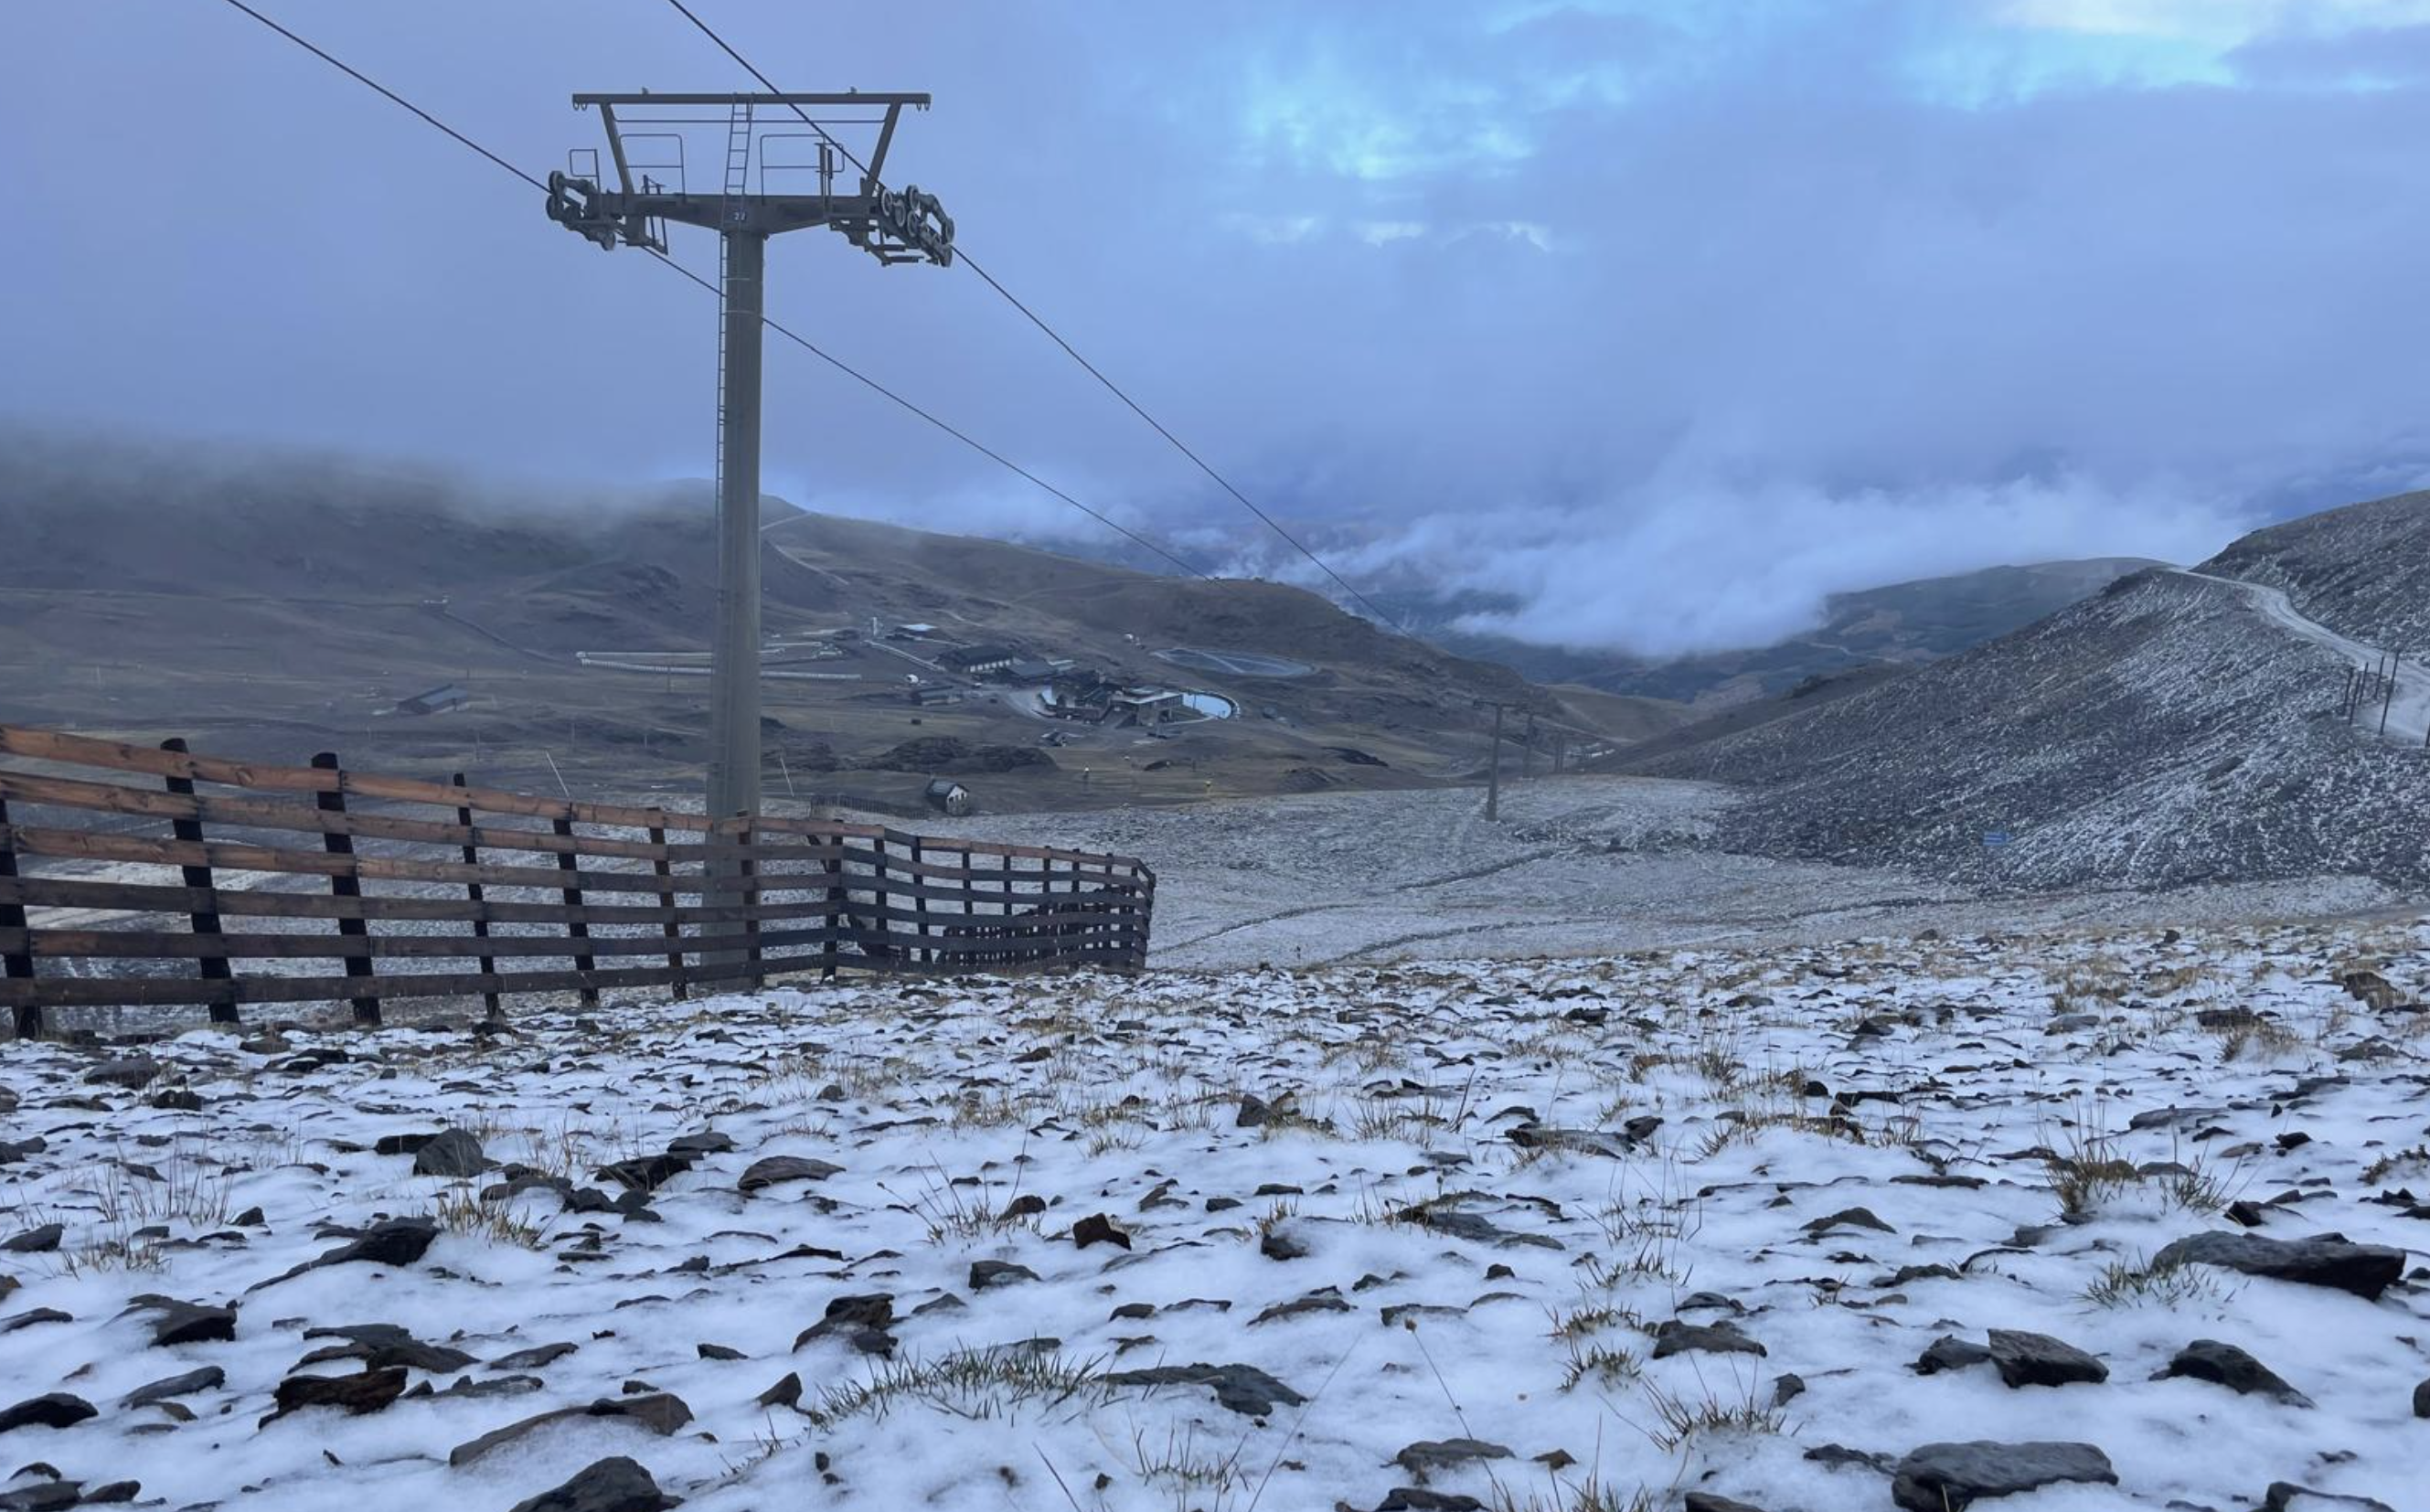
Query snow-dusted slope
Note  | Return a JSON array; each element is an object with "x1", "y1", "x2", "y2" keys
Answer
[
  {"x1": 2173, "y1": 569, "x2": 2430, "y2": 745},
  {"x1": 1, "y1": 921, "x2": 2425, "y2": 1511},
  {"x1": 1628, "y1": 493, "x2": 2430, "y2": 890},
  {"x1": 2201, "y1": 490, "x2": 2430, "y2": 652}
]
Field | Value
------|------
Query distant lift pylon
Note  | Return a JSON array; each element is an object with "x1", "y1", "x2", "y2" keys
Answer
[{"x1": 545, "y1": 91, "x2": 954, "y2": 831}]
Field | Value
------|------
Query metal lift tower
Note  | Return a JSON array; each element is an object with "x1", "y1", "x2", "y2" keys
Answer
[{"x1": 546, "y1": 92, "x2": 954, "y2": 827}]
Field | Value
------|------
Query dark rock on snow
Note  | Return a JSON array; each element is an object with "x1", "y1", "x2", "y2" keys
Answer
[
  {"x1": 120, "y1": 1366, "x2": 225, "y2": 1408},
  {"x1": 1890, "y1": 1441, "x2": 2117, "y2": 1511},
  {"x1": 1, "y1": 1226, "x2": 61, "y2": 1255},
  {"x1": 2156, "y1": 1338, "x2": 2312, "y2": 1405},
  {"x1": 738, "y1": 1155, "x2": 843, "y2": 1193},
  {"x1": 1653, "y1": 1319, "x2": 1765, "y2": 1358},
  {"x1": 410, "y1": 1127, "x2": 487, "y2": 1177},
  {"x1": 269, "y1": 1367, "x2": 409, "y2": 1419},
  {"x1": 1393, "y1": 1438, "x2": 1515, "y2": 1476},
  {"x1": 1103, "y1": 1362, "x2": 1305, "y2": 1417},
  {"x1": 449, "y1": 1393, "x2": 693, "y2": 1467},
  {"x1": 1984, "y1": 1328, "x2": 2107, "y2": 1388},
  {"x1": 505, "y1": 1455, "x2": 679, "y2": 1512},
  {"x1": 0, "y1": 1395, "x2": 97, "y2": 1433},
  {"x1": 2152, "y1": 1230, "x2": 2403, "y2": 1300}
]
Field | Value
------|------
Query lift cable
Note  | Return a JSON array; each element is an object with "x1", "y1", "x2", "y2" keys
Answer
[
  {"x1": 661, "y1": 0, "x2": 1398, "y2": 626},
  {"x1": 211, "y1": 0, "x2": 1216, "y2": 581}
]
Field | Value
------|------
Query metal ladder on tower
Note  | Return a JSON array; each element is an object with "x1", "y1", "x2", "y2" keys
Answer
[{"x1": 712, "y1": 101, "x2": 754, "y2": 518}]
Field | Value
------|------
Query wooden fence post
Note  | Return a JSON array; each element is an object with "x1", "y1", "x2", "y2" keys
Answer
[
  {"x1": 821, "y1": 826, "x2": 843, "y2": 982},
  {"x1": 911, "y1": 836, "x2": 932, "y2": 966},
  {"x1": 741, "y1": 819, "x2": 762, "y2": 990},
  {"x1": 0, "y1": 795, "x2": 37, "y2": 1039},
  {"x1": 552, "y1": 813, "x2": 598, "y2": 1007},
  {"x1": 870, "y1": 834, "x2": 891, "y2": 968},
  {"x1": 160, "y1": 738, "x2": 237, "y2": 1025},
  {"x1": 311, "y1": 751, "x2": 380, "y2": 1025},
  {"x1": 648, "y1": 811, "x2": 685, "y2": 1000},
  {"x1": 451, "y1": 773, "x2": 501, "y2": 1020}
]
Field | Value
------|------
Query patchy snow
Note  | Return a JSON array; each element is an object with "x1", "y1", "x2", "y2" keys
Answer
[
  {"x1": 5, "y1": 917, "x2": 2428, "y2": 1510},
  {"x1": 901, "y1": 778, "x2": 2402, "y2": 971}
]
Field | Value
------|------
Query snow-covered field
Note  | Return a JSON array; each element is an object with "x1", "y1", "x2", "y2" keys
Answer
[
  {"x1": 915, "y1": 778, "x2": 2403, "y2": 970},
  {"x1": 5, "y1": 916, "x2": 2428, "y2": 1510}
]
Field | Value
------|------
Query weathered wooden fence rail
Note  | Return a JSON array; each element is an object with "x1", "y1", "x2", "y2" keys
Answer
[{"x1": 0, "y1": 725, "x2": 1153, "y2": 1036}]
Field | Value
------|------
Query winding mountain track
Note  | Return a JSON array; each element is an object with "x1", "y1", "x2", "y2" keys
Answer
[{"x1": 2172, "y1": 569, "x2": 2430, "y2": 744}]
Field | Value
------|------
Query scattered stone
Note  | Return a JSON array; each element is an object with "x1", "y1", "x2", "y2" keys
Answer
[
  {"x1": 1259, "y1": 1228, "x2": 1309, "y2": 1261},
  {"x1": 410, "y1": 1127, "x2": 487, "y2": 1177},
  {"x1": 968, "y1": 1261, "x2": 1039, "y2": 1291},
  {"x1": 132, "y1": 1296, "x2": 236, "y2": 1347},
  {"x1": 505, "y1": 1455, "x2": 678, "y2": 1512},
  {"x1": 1105, "y1": 1362, "x2": 1304, "y2": 1417},
  {"x1": 2262, "y1": 1485, "x2": 2397, "y2": 1512},
  {"x1": 0, "y1": 1395, "x2": 97, "y2": 1433},
  {"x1": 1653, "y1": 1319, "x2": 1765, "y2": 1358},
  {"x1": 1, "y1": 1225, "x2": 61, "y2": 1255},
  {"x1": 1803, "y1": 1206, "x2": 1895, "y2": 1236},
  {"x1": 1252, "y1": 1287, "x2": 1353, "y2": 1325},
  {"x1": 490, "y1": 1341, "x2": 579, "y2": 1370},
  {"x1": 1683, "y1": 1496, "x2": 1769, "y2": 1512},
  {"x1": 595, "y1": 1154, "x2": 691, "y2": 1195},
  {"x1": 1889, "y1": 1442, "x2": 2116, "y2": 1510},
  {"x1": 121, "y1": 1367, "x2": 224, "y2": 1409},
  {"x1": 1370, "y1": 1492, "x2": 1484, "y2": 1512},
  {"x1": 1985, "y1": 1329, "x2": 2107, "y2": 1388},
  {"x1": 1236, "y1": 1093, "x2": 1272, "y2": 1127},
  {"x1": 2153, "y1": 1230, "x2": 2404, "y2": 1300},
  {"x1": 2156, "y1": 1339, "x2": 2311, "y2": 1405},
  {"x1": 1804, "y1": 1444, "x2": 1896, "y2": 1474},
  {"x1": 739, "y1": 1155, "x2": 843, "y2": 1194},
  {"x1": 252, "y1": 1217, "x2": 440, "y2": 1290},
  {"x1": 448, "y1": 1393, "x2": 693, "y2": 1467},
  {"x1": 794, "y1": 1294, "x2": 896, "y2": 1351},
  {"x1": 1393, "y1": 1439, "x2": 1514, "y2": 1477},
  {"x1": 83, "y1": 1057, "x2": 158, "y2": 1090},
  {"x1": 300, "y1": 1323, "x2": 473, "y2": 1372},
  {"x1": 1508, "y1": 1123, "x2": 1638, "y2": 1158},
  {"x1": 1071, "y1": 1213, "x2": 1130, "y2": 1250},
  {"x1": 269, "y1": 1368, "x2": 408, "y2": 1419},
  {"x1": 2414, "y1": 1378, "x2": 2429, "y2": 1418},
  {"x1": 0, "y1": 1310, "x2": 69, "y2": 1336},
  {"x1": 757, "y1": 1372, "x2": 803, "y2": 1409}
]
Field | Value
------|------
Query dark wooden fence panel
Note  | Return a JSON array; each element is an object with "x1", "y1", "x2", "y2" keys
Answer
[{"x1": 0, "y1": 724, "x2": 1153, "y2": 1034}]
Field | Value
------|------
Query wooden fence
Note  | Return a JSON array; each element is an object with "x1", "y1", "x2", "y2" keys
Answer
[{"x1": 0, "y1": 725, "x2": 1154, "y2": 1036}]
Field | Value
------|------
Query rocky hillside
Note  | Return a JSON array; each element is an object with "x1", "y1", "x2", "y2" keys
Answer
[
  {"x1": 2201, "y1": 489, "x2": 2430, "y2": 649},
  {"x1": 1625, "y1": 494, "x2": 2430, "y2": 889}
]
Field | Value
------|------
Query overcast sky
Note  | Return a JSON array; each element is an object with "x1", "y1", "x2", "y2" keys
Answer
[{"x1": 8, "y1": 0, "x2": 2430, "y2": 655}]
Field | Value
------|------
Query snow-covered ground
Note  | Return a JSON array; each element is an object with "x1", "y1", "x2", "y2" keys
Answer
[
  {"x1": 5, "y1": 917, "x2": 2427, "y2": 1510},
  {"x1": 908, "y1": 778, "x2": 2403, "y2": 970}
]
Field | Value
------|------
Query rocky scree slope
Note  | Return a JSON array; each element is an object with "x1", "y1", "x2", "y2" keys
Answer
[
  {"x1": 2201, "y1": 490, "x2": 2430, "y2": 652},
  {"x1": 1628, "y1": 557, "x2": 2427, "y2": 890}
]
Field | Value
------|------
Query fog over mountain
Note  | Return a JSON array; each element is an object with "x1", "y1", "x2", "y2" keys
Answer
[{"x1": 10, "y1": 1, "x2": 2430, "y2": 655}]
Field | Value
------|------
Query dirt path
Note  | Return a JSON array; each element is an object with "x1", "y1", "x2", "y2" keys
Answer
[{"x1": 2173, "y1": 568, "x2": 2430, "y2": 742}]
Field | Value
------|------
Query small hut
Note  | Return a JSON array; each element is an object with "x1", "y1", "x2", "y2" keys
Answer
[{"x1": 924, "y1": 777, "x2": 972, "y2": 816}]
